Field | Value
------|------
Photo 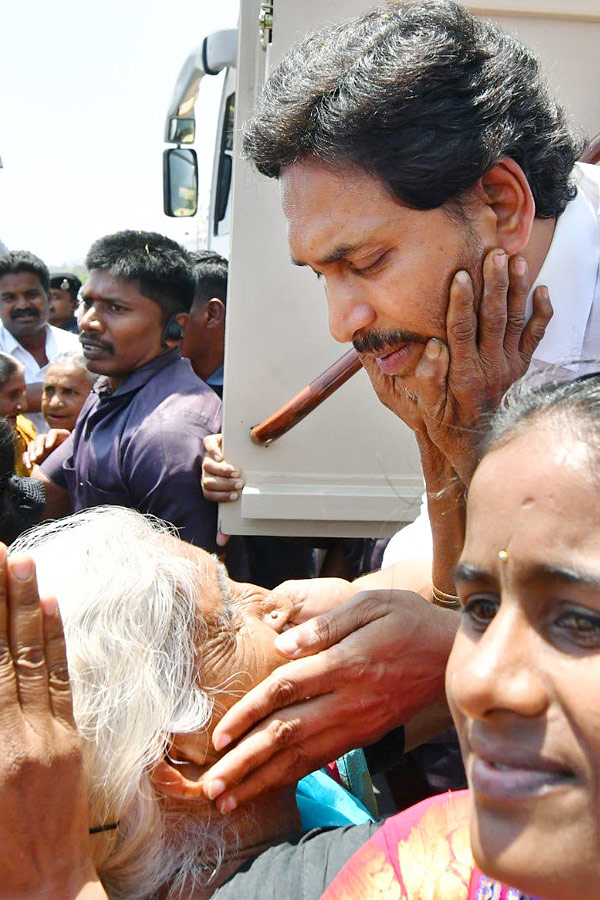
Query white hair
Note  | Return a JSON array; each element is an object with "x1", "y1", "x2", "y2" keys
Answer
[
  {"x1": 10, "y1": 506, "x2": 235, "y2": 899},
  {"x1": 49, "y1": 350, "x2": 99, "y2": 383}
]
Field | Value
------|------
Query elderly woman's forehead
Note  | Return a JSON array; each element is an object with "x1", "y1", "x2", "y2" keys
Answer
[{"x1": 161, "y1": 533, "x2": 216, "y2": 570}]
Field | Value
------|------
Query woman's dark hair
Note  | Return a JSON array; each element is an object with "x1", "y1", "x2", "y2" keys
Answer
[
  {"x1": 0, "y1": 352, "x2": 21, "y2": 389},
  {"x1": 480, "y1": 371, "x2": 600, "y2": 462},
  {"x1": 244, "y1": 0, "x2": 583, "y2": 218},
  {"x1": 85, "y1": 230, "x2": 195, "y2": 319}
]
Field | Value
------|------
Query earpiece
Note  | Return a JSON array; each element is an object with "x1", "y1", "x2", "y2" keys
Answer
[{"x1": 161, "y1": 315, "x2": 184, "y2": 346}]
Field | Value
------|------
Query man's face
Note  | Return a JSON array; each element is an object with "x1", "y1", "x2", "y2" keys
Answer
[
  {"x1": 48, "y1": 287, "x2": 76, "y2": 327},
  {"x1": 78, "y1": 269, "x2": 166, "y2": 383},
  {"x1": 281, "y1": 159, "x2": 493, "y2": 392},
  {"x1": 41, "y1": 362, "x2": 92, "y2": 431},
  {"x1": 0, "y1": 271, "x2": 49, "y2": 339}
]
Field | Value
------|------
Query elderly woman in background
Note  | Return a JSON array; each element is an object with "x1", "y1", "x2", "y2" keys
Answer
[{"x1": 25, "y1": 351, "x2": 97, "y2": 466}]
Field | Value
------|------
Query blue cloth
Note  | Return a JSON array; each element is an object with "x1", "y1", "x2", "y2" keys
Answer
[
  {"x1": 296, "y1": 769, "x2": 375, "y2": 830},
  {"x1": 41, "y1": 349, "x2": 222, "y2": 551}
]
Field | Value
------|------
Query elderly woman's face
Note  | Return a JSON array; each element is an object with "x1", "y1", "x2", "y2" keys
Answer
[
  {"x1": 164, "y1": 539, "x2": 294, "y2": 780},
  {"x1": 447, "y1": 425, "x2": 600, "y2": 900}
]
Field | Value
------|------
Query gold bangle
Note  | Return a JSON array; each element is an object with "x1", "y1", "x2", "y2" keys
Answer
[{"x1": 431, "y1": 585, "x2": 461, "y2": 610}]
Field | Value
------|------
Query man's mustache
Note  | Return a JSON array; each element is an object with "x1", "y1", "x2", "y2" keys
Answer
[
  {"x1": 353, "y1": 328, "x2": 428, "y2": 355},
  {"x1": 80, "y1": 336, "x2": 115, "y2": 355},
  {"x1": 11, "y1": 308, "x2": 40, "y2": 320}
]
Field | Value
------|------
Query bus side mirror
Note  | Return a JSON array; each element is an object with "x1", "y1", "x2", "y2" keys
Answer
[{"x1": 163, "y1": 148, "x2": 198, "y2": 217}]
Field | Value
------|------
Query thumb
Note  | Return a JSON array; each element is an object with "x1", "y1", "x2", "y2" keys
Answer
[{"x1": 415, "y1": 338, "x2": 449, "y2": 423}]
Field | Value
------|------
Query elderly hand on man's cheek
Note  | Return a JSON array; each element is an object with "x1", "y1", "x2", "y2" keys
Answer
[{"x1": 360, "y1": 247, "x2": 552, "y2": 484}]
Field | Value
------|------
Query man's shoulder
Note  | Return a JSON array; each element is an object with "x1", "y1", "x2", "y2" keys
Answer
[
  {"x1": 126, "y1": 357, "x2": 221, "y2": 441},
  {"x1": 138, "y1": 357, "x2": 221, "y2": 414}
]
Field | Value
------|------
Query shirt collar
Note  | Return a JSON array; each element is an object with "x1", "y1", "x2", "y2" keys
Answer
[
  {"x1": 1, "y1": 322, "x2": 55, "y2": 357},
  {"x1": 529, "y1": 164, "x2": 600, "y2": 366},
  {"x1": 94, "y1": 348, "x2": 182, "y2": 399}
]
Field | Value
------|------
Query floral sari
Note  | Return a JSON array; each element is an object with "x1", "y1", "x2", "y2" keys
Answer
[{"x1": 320, "y1": 790, "x2": 542, "y2": 900}]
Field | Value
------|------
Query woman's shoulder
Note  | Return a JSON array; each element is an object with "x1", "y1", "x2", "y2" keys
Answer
[{"x1": 321, "y1": 790, "x2": 473, "y2": 900}]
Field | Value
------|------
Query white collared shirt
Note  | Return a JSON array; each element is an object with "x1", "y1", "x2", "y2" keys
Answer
[
  {"x1": 382, "y1": 162, "x2": 600, "y2": 568},
  {"x1": 0, "y1": 323, "x2": 79, "y2": 432}
]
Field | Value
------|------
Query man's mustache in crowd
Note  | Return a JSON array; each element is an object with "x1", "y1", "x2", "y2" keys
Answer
[
  {"x1": 80, "y1": 335, "x2": 115, "y2": 355},
  {"x1": 353, "y1": 328, "x2": 428, "y2": 355},
  {"x1": 10, "y1": 308, "x2": 40, "y2": 320}
]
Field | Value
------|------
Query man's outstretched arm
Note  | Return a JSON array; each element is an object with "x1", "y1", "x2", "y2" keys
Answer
[{"x1": 200, "y1": 590, "x2": 458, "y2": 813}]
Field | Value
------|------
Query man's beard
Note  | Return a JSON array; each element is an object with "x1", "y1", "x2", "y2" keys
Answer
[{"x1": 352, "y1": 226, "x2": 484, "y2": 362}]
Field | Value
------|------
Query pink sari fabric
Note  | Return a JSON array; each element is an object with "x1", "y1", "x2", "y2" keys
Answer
[{"x1": 320, "y1": 790, "x2": 542, "y2": 900}]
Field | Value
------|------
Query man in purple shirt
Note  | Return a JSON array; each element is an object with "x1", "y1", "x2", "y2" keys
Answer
[{"x1": 35, "y1": 230, "x2": 221, "y2": 552}]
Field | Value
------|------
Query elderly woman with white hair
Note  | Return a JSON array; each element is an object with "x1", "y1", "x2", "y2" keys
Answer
[{"x1": 4, "y1": 505, "x2": 381, "y2": 900}]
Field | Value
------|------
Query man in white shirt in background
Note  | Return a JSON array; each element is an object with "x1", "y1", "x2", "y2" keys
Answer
[{"x1": 0, "y1": 250, "x2": 79, "y2": 432}]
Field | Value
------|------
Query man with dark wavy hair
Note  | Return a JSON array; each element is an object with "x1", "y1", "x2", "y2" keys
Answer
[{"x1": 198, "y1": 1, "x2": 600, "y2": 817}]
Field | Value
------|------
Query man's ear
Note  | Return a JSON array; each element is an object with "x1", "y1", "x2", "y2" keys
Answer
[
  {"x1": 149, "y1": 753, "x2": 207, "y2": 802},
  {"x1": 175, "y1": 311, "x2": 189, "y2": 333},
  {"x1": 205, "y1": 298, "x2": 225, "y2": 329},
  {"x1": 479, "y1": 157, "x2": 536, "y2": 255}
]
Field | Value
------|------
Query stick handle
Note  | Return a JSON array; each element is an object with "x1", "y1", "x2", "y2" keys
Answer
[{"x1": 250, "y1": 348, "x2": 362, "y2": 446}]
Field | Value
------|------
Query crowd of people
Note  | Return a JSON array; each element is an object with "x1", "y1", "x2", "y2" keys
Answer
[{"x1": 2, "y1": 1, "x2": 600, "y2": 899}]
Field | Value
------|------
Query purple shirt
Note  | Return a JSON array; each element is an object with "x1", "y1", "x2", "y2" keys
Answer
[{"x1": 41, "y1": 349, "x2": 221, "y2": 552}]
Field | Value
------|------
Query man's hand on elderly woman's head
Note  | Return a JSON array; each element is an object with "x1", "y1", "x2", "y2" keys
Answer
[
  {"x1": 0, "y1": 545, "x2": 107, "y2": 900},
  {"x1": 201, "y1": 589, "x2": 459, "y2": 813}
]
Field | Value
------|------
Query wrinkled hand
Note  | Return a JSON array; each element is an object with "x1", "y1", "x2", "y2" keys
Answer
[
  {"x1": 24, "y1": 428, "x2": 70, "y2": 468},
  {"x1": 201, "y1": 590, "x2": 458, "y2": 812},
  {"x1": 0, "y1": 545, "x2": 106, "y2": 900},
  {"x1": 361, "y1": 250, "x2": 552, "y2": 483}
]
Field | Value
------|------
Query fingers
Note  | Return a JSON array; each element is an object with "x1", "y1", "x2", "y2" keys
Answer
[
  {"x1": 203, "y1": 432, "x2": 224, "y2": 461},
  {"x1": 274, "y1": 590, "x2": 390, "y2": 659},
  {"x1": 201, "y1": 451, "x2": 244, "y2": 503},
  {"x1": 445, "y1": 270, "x2": 478, "y2": 370},
  {"x1": 414, "y1": 338, "x2": 449, "y2": 425},
  {"x1": 477, "y1": 250, "x2": 509, "y2": 360},
  {"x1": 519, "y1": 285, "x2": 553, "y2": 362},
  {"x1": 204, "y1": 695, "x2": 335, "y2": 803},
  {"x1": 211, "y1": 647, "x2": 349, "y2": 753},
  {"x1": 208, "y1": 723, "x2": 354, "y2": 813},
  {"x1": 271, "y1": 577, "x2": 354, "y2": 625},
  {"x1": 503, "y1": 256, "x2": 529, "y2": 356},
  {"x1": 216, "y1": 531, "x2": 230, "y2": 548},
  {"x1": 41, "y1": 597, "x2": 75, "y2": 728},
  {"x1": 6, "y1": 555, "x2": 50, "y2": 715},
  {"x1": 0, "y1": 544, "x2": 19, "y2": 714}
]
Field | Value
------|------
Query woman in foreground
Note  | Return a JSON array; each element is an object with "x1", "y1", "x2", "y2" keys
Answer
[
  {"x1": 323, "y1": 372, "x2": 600, "y2": 900},
  {"x1": 3, "y1": 370, "x2": 600, "y2": 900}
]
